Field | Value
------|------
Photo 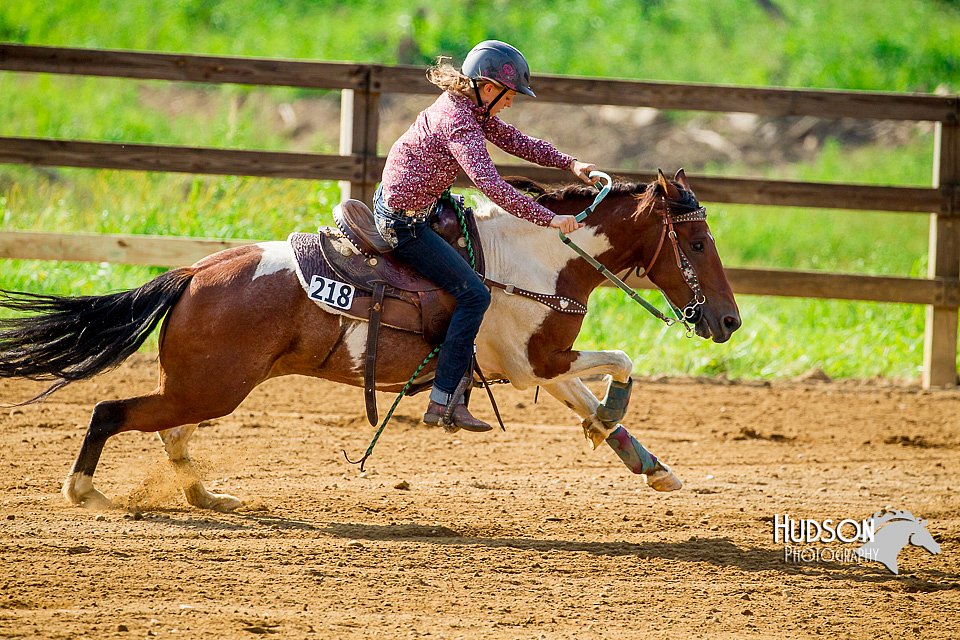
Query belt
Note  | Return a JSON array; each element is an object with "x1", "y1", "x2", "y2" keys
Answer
[
  {"x1": 376, "y1": 187, "x2": 436, "y2": 221},
  {"x1": 381, "y1": 203, "x2": 434, "y2": 222}
]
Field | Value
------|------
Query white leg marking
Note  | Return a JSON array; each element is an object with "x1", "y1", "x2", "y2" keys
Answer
[
  {"x1": 567, "y1": 350, "x2": 634, "y2": 383},
  {"x1": 253, "y1": 241, "x2": 296, "y2": 280},
  {"x1": 541, "y1": 378, "x2": 602, "y2": 420},
  {"x1": 62, "y1": 471, "x2": 113, "y2": 509},
  {"x1": 158, "y1": 426, "x2": 242, "y2": 511}
]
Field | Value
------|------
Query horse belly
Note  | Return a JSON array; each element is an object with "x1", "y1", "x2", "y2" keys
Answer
[{"x1": 475, "y1": 294, "x2": 552, "y2": 388}]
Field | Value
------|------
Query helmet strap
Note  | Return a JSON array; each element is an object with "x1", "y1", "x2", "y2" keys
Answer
[
  {"x1": 470, "y1": 79, "x2": 508, "y2": 121},
  {"x1": 470, "y1": 78, "x2": 485, "y2": 112},
  {"x1": 486, "y1": 86, "x2": 509, "y2": 118}
]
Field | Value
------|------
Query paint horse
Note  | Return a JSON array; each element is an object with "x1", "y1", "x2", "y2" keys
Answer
[{"x1": 0, "y1": 170, "x2": 740, "y2": 511}]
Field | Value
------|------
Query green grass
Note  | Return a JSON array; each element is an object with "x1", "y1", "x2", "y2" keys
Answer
[
  {"x1": 2, "y1": 1, "x2": 957, "y2": 91},
  {"x1": 1, "y1": 0, "x2": 958, "y2": 381}
]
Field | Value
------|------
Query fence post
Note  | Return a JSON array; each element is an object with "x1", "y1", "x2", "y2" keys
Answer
[
  {"x1": 923, "y1": 119, "x2": 960, "y2": 388},
  {"x1": 338, "y1": 66, "x2": 380, "y2": 206}
]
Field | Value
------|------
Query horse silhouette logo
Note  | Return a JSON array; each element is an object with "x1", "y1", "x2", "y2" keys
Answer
[{"x1": 855, "y1": 509, "x2": 941, "y2": 574}]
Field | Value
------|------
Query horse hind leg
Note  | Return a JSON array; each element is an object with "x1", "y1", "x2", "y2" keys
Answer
[
  {"x1": 62, "y1": 386, "x2": 252, "y2": 509},
  {"x1": 158, "y1": 424, "x2": 242, "y2": 511},
  {"x1": 62, "y1": 399, "x2": 126, "y2": 509}
]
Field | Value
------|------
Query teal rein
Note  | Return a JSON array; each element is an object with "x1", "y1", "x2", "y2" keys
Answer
[{"x1": 559, "y1": 171, "x2": 678, "y2": 326}]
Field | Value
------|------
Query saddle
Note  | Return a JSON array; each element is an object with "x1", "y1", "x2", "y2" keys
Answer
[{"x1": 289, "y1": 195, "x2": 486, "y2": 426}]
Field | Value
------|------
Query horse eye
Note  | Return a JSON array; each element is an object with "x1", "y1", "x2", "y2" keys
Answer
[{"x1": 691, "y1": 240, "x2": 705, "y2": 252}]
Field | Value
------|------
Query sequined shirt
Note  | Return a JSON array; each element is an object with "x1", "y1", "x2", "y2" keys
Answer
[{"x1": 380, "y1": 91, "x2": 574, "y2": 226}]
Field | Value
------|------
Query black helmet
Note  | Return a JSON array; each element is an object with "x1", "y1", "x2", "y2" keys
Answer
[{"x1": 461, "y1": 40, "x2": 536, "y2": 97}]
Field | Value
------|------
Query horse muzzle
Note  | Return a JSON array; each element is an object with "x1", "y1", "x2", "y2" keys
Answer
[{"x1": 695, "y1": 307, "x2": 741, "y2": 343}]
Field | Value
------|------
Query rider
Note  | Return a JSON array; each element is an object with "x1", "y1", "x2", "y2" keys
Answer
[{"x1": 375, "y1": 40, "x2": 596, "y2": 432}]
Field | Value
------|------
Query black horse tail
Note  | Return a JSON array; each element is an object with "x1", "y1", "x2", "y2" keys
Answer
[{"x1": 0, "y1": 267, "x2": 196, "y2": 405}]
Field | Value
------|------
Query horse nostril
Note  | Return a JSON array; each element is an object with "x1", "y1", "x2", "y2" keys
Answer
[{"x1": 723, "y1": 315, "x2": 741, "y2": 332}]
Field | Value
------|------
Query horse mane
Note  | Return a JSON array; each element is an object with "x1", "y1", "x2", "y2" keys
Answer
[
  {"x1": 504, "y1": 176, "x2": 700, "y2": 214},
  {"x1": 504, "y1": 176, "x2": 646, "y2": 200}
]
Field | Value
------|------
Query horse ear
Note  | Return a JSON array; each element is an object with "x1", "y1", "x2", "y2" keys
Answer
[
  {"x1": 657, "y1": 168, "x2": 681, "y2": 200},
  {"x1": 674, "y1": 168, "x2": 694, "y2": 195}
]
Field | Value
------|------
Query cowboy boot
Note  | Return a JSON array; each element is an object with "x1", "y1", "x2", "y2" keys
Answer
[{"x1": 423, "y1": 401, "x2": 492, "y2": 432}]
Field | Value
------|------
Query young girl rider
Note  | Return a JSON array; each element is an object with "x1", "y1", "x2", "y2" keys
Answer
[{"x1": 375, "y1": 40, "x2": 597, "y2": 433}]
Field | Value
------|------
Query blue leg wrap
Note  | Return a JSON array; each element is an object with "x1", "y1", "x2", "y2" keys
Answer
[
  {"x1": 605, "y1": 425, "x2": 658, "y2": 475},
  {"x1": 596, "y1": 377, "x2": 633, "y2": 424}
]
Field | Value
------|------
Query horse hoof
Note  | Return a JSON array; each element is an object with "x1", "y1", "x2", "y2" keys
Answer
[
  {"x1": 206, "y1": 493, "x2": 243, "y2": 512},
  {"x1": 63, "y1": 473, "x2": 114, "y2": 509},
  {"x1": 645, "y1": 461, "x2": 682, "y2": 492},
  {"x1": 81, "y1": 490, "x2": 115, "y2": 510}
]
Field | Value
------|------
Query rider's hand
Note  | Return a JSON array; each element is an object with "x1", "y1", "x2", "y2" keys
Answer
[
  {"x1": 549, "y1": 214, "x2": 585, "y2": 234},
  {"x1": 570, "y1": 160, "x2": 598, "y2": 184}
]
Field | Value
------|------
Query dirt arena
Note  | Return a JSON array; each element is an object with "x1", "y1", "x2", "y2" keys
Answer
[{"x1": 1, "y1": 354, "x2": 958, "y2": 639}]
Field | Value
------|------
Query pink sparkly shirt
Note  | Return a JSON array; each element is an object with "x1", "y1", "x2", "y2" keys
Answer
[{"x1": 381, "y1": 91, "x2": 574, "y2": 226}]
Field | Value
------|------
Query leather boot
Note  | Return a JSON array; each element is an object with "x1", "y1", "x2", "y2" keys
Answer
[{"x1": 423, "y1": 401, "x2": 492, "y2": 432}]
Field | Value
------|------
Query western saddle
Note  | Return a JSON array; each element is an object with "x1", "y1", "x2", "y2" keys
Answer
[{"x1": 289, "y1": 194, "x2": 486, "y2": 427}]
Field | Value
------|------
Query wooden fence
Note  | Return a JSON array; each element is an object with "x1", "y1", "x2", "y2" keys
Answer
[{"x1": 0, "y1": 44, "x2": 958, "y2": 386}]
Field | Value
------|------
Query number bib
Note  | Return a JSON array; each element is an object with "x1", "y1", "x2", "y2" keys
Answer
[{"x1": 307, "y1": 275, "x2": 356, "y2": 310}]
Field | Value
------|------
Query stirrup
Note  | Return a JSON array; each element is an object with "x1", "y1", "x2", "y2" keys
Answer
[{"x1": 440, "y1": 370, "x2": 474, "y2": 426}]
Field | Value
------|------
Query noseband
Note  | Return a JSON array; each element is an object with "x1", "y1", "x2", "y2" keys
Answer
[{"x1": 634, "y1": 200, "x2": 708, "y2": 325}]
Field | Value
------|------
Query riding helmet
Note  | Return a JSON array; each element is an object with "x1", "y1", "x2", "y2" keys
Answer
[{"x1": 461, "y1": 40, "x2": 536, "y2": 97}]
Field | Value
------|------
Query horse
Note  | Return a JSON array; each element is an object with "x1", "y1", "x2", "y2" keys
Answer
[
  {"x1": 0, "y1": 169, "x2": 740, "y2": 511},
  {"x1": 855, "y1": 510, "x2": 941, "y2": 574}
]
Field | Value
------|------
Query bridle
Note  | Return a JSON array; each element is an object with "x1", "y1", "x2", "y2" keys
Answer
[
  {"x1": 633, "y1": 199, "x2": 708, "y2": 326},
  {"x1": 559, "y1": 172, "x2": 709, "y2": 334}
]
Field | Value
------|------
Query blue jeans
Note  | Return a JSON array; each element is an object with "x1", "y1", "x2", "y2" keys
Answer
[{"x1": 373, "y1": 188, "x2": 491, "y2": 402}]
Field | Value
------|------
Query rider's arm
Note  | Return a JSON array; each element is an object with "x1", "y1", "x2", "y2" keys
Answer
[
  {"x1": 483, "y1": 117, "x2": 574, "y2": 170},
  {"x1": 445, "y1": 120, "x2": 556, "y2": 227}
]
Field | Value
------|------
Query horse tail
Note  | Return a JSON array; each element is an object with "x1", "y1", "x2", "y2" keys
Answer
[{"x1": 0, "y1": 267, "x2": 196, "y2": 404}]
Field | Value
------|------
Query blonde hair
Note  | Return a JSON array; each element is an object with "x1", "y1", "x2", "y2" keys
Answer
[{"x1": 426, "y1": 56, "x2": 474, "y2": 95}]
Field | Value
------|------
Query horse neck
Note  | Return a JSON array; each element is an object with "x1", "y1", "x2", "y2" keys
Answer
[{"x1": 476, "y1": 195, "x2": 645, "y2": 301}]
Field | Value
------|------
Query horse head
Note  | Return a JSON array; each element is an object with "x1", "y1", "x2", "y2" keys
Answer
[
  {"x1": 504, "y1": 171, "x2": 740, "y2": 343},
  {"x1": 631, "y1": 169, "x2": 741, "y2": 343},
  {"x1": 874, "y1": 510, "x2": 942, "y2": 555},
  {"x1": 909, "y1": 524, "x2": 942, "y2": 556}
]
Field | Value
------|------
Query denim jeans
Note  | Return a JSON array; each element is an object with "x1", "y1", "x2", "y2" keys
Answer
[{"x1": 373, "y1": 188, "x2": 491, "y2": 402}]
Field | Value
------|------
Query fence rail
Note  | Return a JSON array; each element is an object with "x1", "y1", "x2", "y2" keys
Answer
[{"x1": 1, "y1": 43, "x2": 958, "y2": 386}]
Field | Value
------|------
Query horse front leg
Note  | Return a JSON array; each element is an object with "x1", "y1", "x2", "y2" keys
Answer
[
  {"x1": 536, "y1": 351, "x2": 682, "y2": 492},
  {"x1": 527, "y1": 348, "x2": 634, "y2": 442}
]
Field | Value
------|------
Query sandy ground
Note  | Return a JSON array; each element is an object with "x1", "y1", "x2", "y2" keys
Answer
[{"x1": 1, "y1": 354, "x2": 958, "y2": 639}]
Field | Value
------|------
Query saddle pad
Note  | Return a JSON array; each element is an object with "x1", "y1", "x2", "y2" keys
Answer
[
  {"x1": 288, "y1": 230, "x2": 453, "y2": 343},
  {"x1": 289, "y1": 230, "x2": 419, "y2": 331}
]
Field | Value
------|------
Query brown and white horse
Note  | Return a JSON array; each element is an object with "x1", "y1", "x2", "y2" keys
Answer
[{"x1": 0, "y1": 170, "x2": 740, "y2": 510}]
